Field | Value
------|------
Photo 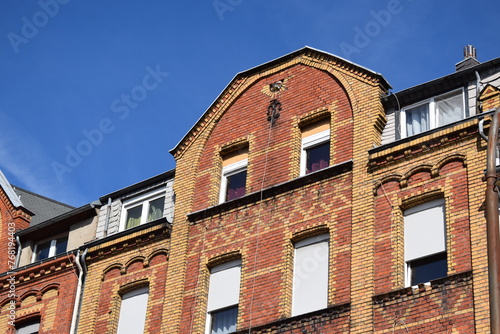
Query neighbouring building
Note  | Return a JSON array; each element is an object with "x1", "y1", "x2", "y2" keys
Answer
[
  {"x1": 0, "y1": 171, "x2": 100, "y2": 333},
  {"x1": 1, "y1": 45, "x2": 500, "y2": 333},
  {"x1": 77, "y1": 170, "x2": 174, "y2": 334}
]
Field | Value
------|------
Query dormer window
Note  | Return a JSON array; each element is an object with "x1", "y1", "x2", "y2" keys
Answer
[
  {"x1": 120, "y1": 188, "x2": 166, "y2": 230},
  {"x1": 31, "y1": 236, "x2": 68, "y2": 262},
  {"x1": 401, "y1": 89, "x2": 465, "y2": 138},
  {"x1": 219, "y1": 148, "x2": 248, "y2": 203}
]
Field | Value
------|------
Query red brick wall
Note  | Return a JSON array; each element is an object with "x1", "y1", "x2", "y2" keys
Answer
[
  {"x1": 191, "y1": 64, "x2": 353, "y2": 212},
  {"x1": 0, "y1": 256, "x2": 78, "y2": 333},
  {"x1": 77, "y1": 224, "x2": 171, "y2": 334},
  {"x1": 373, "y1": 273, "x2": 474, "y2": 333},
  {"x1": 181, "y1": 169, "x2": 353, "y2": 332},
  {"x1": 373, "y1": 157, "x2": 472, "y2": 294},
  {"x1": 91, "y1": 251, "x2": 169, "y2": 333},
  {"x1": 0, "y1": 188, "x2": 30, "y2": 274}
]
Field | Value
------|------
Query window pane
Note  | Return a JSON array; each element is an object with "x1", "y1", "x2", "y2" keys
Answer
[
  {"x1": 126, "y1": 205, "x2": 143, "y2": 229},
  {"x1": 147, "y1": 197, "x2": 165, "y2": 222},
  {"x1": 306, "y1": 142, "x2": 329, "y2": 174},
  {"x1": 16, "y1": 320, "x2": 40, "y2": 334},
  {"x1": 35, "y1": 241, "x2": 51, "y2": 261},
  {"x1": 210, "y1": 306, "x2": 238, "y2": 334},
  {"x1": 410, "y1": 252, "x2": 447, "y2": 285},
  {"x1": 226, "y1": 170, "x2": 247, "y2": 201},
  {"x1": 436, "y1": 92, "x2": 463, "y2": 126},
  {"x1": 55, "y1": 237, "x2": 68, "y2": 255},
  {"x1": 406, "y1": 104, "x2": 429, "y2": 136}
]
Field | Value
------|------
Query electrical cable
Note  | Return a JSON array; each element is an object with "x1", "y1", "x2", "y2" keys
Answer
[{"x1": 247, "y1": 100, "x2": 277, "y2": 333}]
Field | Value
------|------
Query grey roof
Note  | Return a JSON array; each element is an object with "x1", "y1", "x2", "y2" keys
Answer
[
  {"x1": 99, "y1": 169, "x2": 175, "y2": 202},
  {"x1": 13, "y1": 186, "x2": 74, "y2": 226},
  {"x1": 0, "y1": 170, "x2": 23, "y2": 208},
  {"x1": 382, "y1": 56, "x2": 500, "y2": 110},
  {"x1": 456, "y1": 57, "x2": 481, "y2": 72}
]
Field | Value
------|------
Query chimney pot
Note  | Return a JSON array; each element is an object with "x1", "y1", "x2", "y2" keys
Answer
[{"x1": 464, "y1": 45, "x2": 477, "y2": 59}]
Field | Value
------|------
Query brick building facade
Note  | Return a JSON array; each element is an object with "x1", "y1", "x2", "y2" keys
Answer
[{"x1": 0, "y1": 46, "x2": 499, "y2": 333}]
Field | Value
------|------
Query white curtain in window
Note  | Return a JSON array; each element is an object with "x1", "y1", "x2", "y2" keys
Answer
[
  {"x1": 117, "y1": 286, "x2": 149, "y2": 334},
  {"x1": 292, "y1": 234, "x2": 329, "y2": 316},
  {"x1": 210, "y1": 306, "x2": 238, "y2": 334},
  {"x1": 436, "y1": 93, "x2": 463, "y2": 126},
  {"x1": 404, "y1": 199, "x2": 446, "y2": 262},
  {"x1": 148, "y1": 197, "x2": 165, "y2": 222},
  {"x1": 406, "y1": 104, "x2": 429, "y2": 136}
]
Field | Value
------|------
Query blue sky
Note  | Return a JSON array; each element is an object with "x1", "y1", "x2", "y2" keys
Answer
[{"x1": 1, "y1": 0, "x2": 499, "y2": 207}]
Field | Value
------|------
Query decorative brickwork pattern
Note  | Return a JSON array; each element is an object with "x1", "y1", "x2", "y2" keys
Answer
[
  {"x1": 0, "y1": 255, "x2": 78, "y2": 333},
  {"x1": 77, "y1": 222, "x2": 170, "y2": 334},
  {"x1": 166, "y1": 48, "x2": 390, "y2": 333}
]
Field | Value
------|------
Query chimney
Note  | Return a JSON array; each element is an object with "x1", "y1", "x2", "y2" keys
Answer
[
  {"x1": 456, "y1": 45, "x2": 480, "y2": 71},
  {"x1": 464, "y1": 45, "x2": 477, "y2": 59}
]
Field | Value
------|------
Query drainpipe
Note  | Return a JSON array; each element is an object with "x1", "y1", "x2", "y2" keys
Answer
[
  {"x1": 14, "y1": 236, "x2": 22, "y2": 268},
  {"x1": 103, "y1": 197, "x2": 112, "y2": 237},
  {"x1": 69, "y1": 249, "x2": 88, "y2": 334},
  {"x1": 484, "y1": 108, "x2": 500, "y2": 334}
]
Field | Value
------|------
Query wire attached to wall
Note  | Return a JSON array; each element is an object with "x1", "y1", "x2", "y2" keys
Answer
[{"x1": 247, "y1": 97, "x2": 279, "y2": 332}]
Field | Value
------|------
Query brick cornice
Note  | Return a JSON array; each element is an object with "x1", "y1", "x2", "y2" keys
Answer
[
  {"x1": 187, "y1": 160, "x2": 353, "y2": 222},
  {"x1": 368, "y1": 117, "x2": 480, "y2": 171},
  {"x1": 372, "y1": 271, "x2": 473, "y2": 306},
  {"x1": 85, "y1": 219, "x2": 171, "y2": 263},
  {"x1": 0, "y1": 188, "x2": 31, "y2": 224},
  {"x1": 0, "y1": 254, "x2": 75, "y2": 288},
  {"x1": 234, "y1": 302, "x2": 350, "y2": 334}
]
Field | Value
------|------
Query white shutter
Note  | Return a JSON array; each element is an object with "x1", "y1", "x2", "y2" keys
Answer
[
  {"x1": 404, "y1": 199, "x2": 446, "y2": 262},
  {"x1": 117, "y1": 286, "x2": 149, "y2": 334},
  {"x1": 292, "y1": 234, "x2": 329, "y2": 316},
  {"x1": 207, "y1": 260, "x2": 241, "y2": 312}
]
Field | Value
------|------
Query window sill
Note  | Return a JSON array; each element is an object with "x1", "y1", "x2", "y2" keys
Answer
[
  {"x1": 372, "y1": 271, "x2": 472, "y2": 306},
  {"x1": 187, "y1": 160, "x2": 353, "y2": 223}
]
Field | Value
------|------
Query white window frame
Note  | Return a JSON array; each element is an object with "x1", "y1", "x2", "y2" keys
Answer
[
  {"x1": 119, "y1": 187, "x2": 166, "y2": 231},
  {"x1": 31, "y1": 236, "x2": 68, "y2": 263},
  {"x1": 400, "y1": 89, "x2": 465, "y2": 138},
  {"x1": 116, "y1": 286, "x2": 149, "y2": 334},
  {"x1": 404, "y1": 198, "x2": 447, "y2": 287},
  {"x1": 300, "y1": 129, "x2": 330, "y2": 176},
  {"x1": 292, "y1": 234, "x2": 329, "y2": 316},
  {"x1": 205, "y1": 259, "x2": 241, "y2": 334},
  {"x1": 219, "y1": 159, "x2": 248, "y2": 204}
]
